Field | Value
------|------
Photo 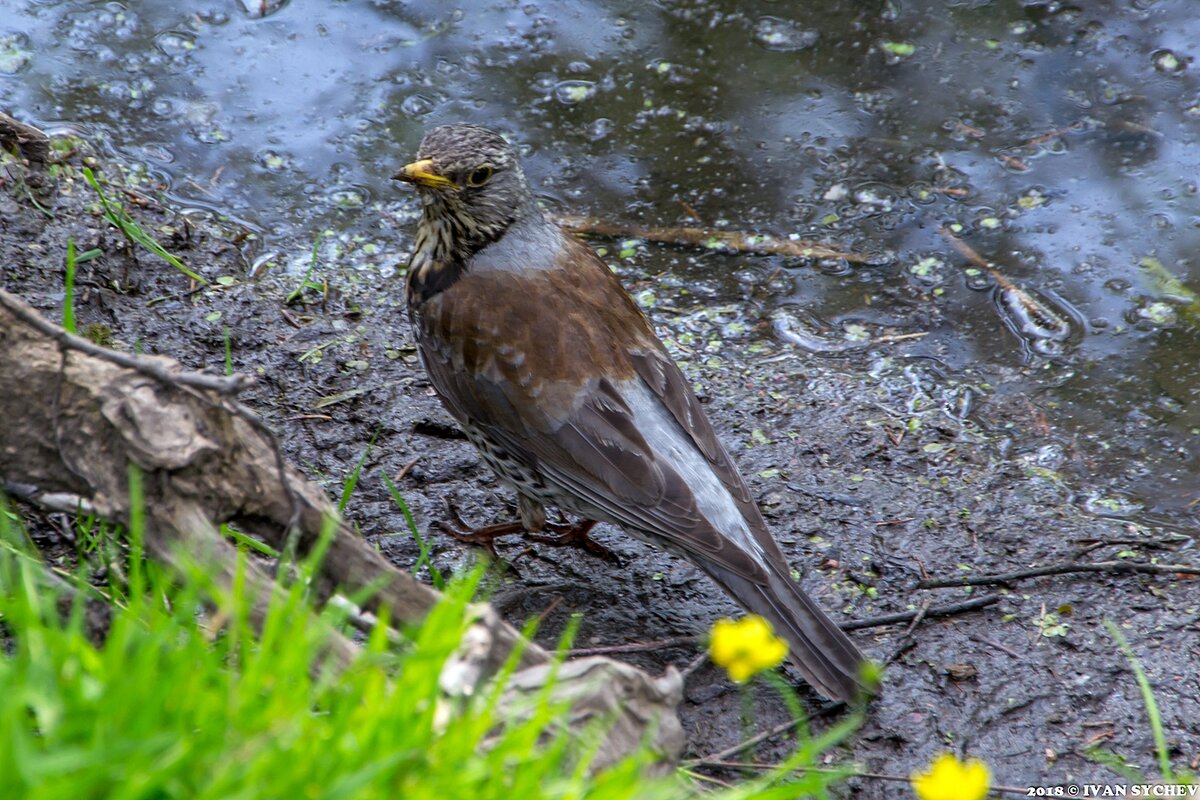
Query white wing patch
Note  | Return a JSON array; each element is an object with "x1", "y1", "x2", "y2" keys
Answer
[{"x1": 619, "y1": 378, "x2": 770, "y2": 568}]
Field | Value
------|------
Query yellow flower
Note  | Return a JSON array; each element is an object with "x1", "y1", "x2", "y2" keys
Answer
[
  {"x1": 708, "y1": 615, "x2": 789, "y2": 683},
  {"x1": 911, "y1": 753, "x2": 991, "y2": 800}
]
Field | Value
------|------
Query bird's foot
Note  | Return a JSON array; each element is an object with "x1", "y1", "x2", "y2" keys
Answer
[
  {"x1": 525, "y1": 519, "x2": 620, "y2": 564},
  {"x1": 436, "y1": 499, "x2": 524, "y2": 560},
  {"x1": 437, "y1": 499, "x2": 616, "y2": 563}
]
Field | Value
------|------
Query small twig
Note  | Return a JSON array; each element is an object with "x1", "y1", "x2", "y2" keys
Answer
[
  {"x1": 280, "y1": 307, "x2": 304, "y2": 329},
  {"x1": 534, "y1": 595, "x2": 564, "y2": 626},
  {"x1": 0, "y1": 291, "x2": 250, "y2": 395},
  {"x1": 871, "y1": 331, "x2": 929, "y2": 345},
  {"x1": 1071, "y1": 535, "x2": 1186, "y2": 550},
  {"x1": 969, "y1": 633, "x2": 1023, "y2": 660},
  {"x1": 938, "y1": 226, "x2": 1077, "y2": 348},
  {"x1": 1020, "y1": 121, "x2": 1083, "y2": 149},
  {"x1": 937, "y1": 225, "x2": 1021, "y2": 293},
  {"x1": 917, "y1": 561, "x2": 1200, "y2": 589},
  {"x1": 681, "y1": 651, "x2": 709, "y2": 679},
  {"x1": 395, "y1": 456, "x2": 421, "y2": 482},
  {"x1": 690, "y1": 717, "x2": 800, "y2": 765},
  {"x1": 553, "y1": 214, "x2": 879, "y2": 264},
  {"x1": 902, "y1": 598, "x2": 932, "y2": 636},
  {"x1": 679, "y1": 768, "x2": 734, "y2": 789},
  {"x1": 839, "y1": 594, "x2": 1001, "y2": 631},
  {"x1": 883, "y1": 597, "x2": 932, "y2": 664}
]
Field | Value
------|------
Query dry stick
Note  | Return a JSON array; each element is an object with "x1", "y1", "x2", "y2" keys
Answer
[
  {"x1": 565, "y1": 595, "x2": 1002, "y2": 659},
  {"x1": 553, "y1": 213, "x2": 876, "y2": 264},
  {"x1": 689, "y1": 717, "x2": 803, "y2": 766},
  {"x1": 937, "y1": 226, "x2": 1070, "y2": 338},
  {"x1": 0, "y1": 290, "x2": 304, "y2": 532},
  {"x1": 840, "y1": 594, "x2": 1001, "y2": 630},
  {"x1": 918, "y1": 561, "x2": 1200, "y2": 589},
  {"x1": 0, "y1": 291, "x2": 250, "y2": 395},
  {"x1": 1021, "y1": 121, "x2": 1083, "y2": 149},
  {"x1": 566, "y1": 594, "x2": 1003, "y2": 660},
  {"x1": 970, "y1": 633, "x2": 1023, "y2": 660}
]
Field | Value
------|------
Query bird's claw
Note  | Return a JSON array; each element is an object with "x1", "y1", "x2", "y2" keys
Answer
[
  {"x1": 435, "y1": 498, "x2": 616, "y2": 564},
  {"x1": 526, "y1": 520, "x2": 621, "y2": 564}
]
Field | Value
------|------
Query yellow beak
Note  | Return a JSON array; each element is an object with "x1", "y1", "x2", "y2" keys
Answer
[{"x1": 392, "y1": 159, "x2": 457, "y2": 190}]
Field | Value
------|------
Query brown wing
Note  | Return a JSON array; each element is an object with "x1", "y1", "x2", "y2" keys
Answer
[
  {"x1": 411, "y1": 243, "x2": 771, "y2": 582},
  {"x1": 412, "y1": 235, "x2": 868, "y2": 700}
]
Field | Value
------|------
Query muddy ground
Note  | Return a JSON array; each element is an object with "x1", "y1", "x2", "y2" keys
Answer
[{"x1": 2, "y1": 142, "x2": 1197, "y2": 795}]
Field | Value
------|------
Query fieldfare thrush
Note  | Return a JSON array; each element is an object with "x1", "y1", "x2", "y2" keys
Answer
[{"x1": 394, "y1": 123, "x2": 870, "y2": 702}]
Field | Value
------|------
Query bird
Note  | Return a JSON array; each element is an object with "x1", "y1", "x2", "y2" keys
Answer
[{"x1": 393, "y1": 123, "x2": 871, "y2": 702}]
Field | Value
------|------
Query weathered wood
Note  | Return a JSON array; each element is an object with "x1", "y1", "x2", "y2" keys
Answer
[
  {"x1": 0, "y1": 286, "x2": 683, "y2": 769},
  {"x1": 0, "y1": 111, "x2": 51, "y2": 164}
]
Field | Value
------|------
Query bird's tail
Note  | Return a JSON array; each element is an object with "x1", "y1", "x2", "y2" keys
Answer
[{"x1": 705, "y1": 561, "x2": 871, "y2": 702}]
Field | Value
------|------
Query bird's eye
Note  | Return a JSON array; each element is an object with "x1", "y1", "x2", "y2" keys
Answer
[{"x1": 466, "y1": 166, "x2": 494, "y2": 187}]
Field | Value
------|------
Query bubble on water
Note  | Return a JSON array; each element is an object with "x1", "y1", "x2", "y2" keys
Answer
[
  {"x1": 554, "y1": 80, "x2": 596, "y2": 105},
  {"x1": 154, "y1": 31, "x2": 196, "y2": 57},
  {"x1": 587, "y1": 117, "x2": 614, "y2": 142},
  {"x1": 400, "y1": 94, "x2": 436, "y2": 117},
  {"x1": 240, "y1": 0, "x2": 290, "y2": 19},
  {"x1": 196, "y1": 8, "x2": 231, "y2": 25},
  {"x1": 256, "y1": 149, "x2": 291, "y2": 172},
  {"x1": 963, "y1": 268, "x2": 993, "y2": 291},
  {"x1": 1134, "y1": 300, "x2": 1178, "y2": 326},
  {"x1": 753, "y1": 17, "x2": 819, "y2": 52},
  {"x1": 1152, "y1": 49, "x2": 1186, "y2": 74},
  {"x1": 325, "y1": 185, "x2": 371, "y2": 209}
]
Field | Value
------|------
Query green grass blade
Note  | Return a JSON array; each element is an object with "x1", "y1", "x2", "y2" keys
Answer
[
  {"x1": 381, "y1": 473, "x2": 444, "y2": 590},
  {"x1": 80, "y1": 166, "x2": 208, "y2": 285},
  {"x1": 63, "y1": 239, "x2": 77, "y2": 333},
  {"x1": 286, "y1": 235, "x2": 324, "y2": 304},
  {"x1": 223, "y1": 325, "x2": 233, "y2": 376},
  {"x1": 337, "y1": 431, "x2": 378, "y2": 514},
  {"x1": 1105, "y1": 619, "x2": 1173, "y2": 782},
  {"x1": 220, "y1": 524, "x2": 279, "y2": 558}
]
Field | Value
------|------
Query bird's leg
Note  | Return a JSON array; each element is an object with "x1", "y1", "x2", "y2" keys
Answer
[
  {"x1": 437, "y1": 495, "x2": 616, "y2": 563},
  {"x1": 526, "y1": 519, "x2": 619, "y2": 563},
  {"x1": 435, "y1": 496, "x2": 525, "y2": 560},
  {"x1": 523, "y1": 502, "x2": 619, "y2": 564}
]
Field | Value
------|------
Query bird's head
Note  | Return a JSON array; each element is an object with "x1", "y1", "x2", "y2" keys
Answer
[{"x1": 393, "y1": 124, "x2": 534, "y2": 262}]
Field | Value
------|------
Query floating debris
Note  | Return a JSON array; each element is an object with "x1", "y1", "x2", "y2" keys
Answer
[
  {"x1": 556, "y1": 214, "x2": 881, "y2": 264},
  {"x1": 771, "y1": 308, "x2": 867, "y2": 354},
  {"x1": 939, "y1": 226, "x2": 1080, "y2": 356},
  {"x1": 553, "y1": 80, "x2": 596, "y2": 105},
  {"x1": 753, "y1": 17, "x2": 819, "y2": 52}
]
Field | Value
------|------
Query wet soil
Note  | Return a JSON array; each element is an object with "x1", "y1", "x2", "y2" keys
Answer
[{"x1": 3, "y1": 142, "x2": 1197, "y2": 794}]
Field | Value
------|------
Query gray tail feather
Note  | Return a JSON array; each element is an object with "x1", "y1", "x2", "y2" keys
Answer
[{"x1": 706, "y1": 563, "x2": 869, "y2": 702}]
